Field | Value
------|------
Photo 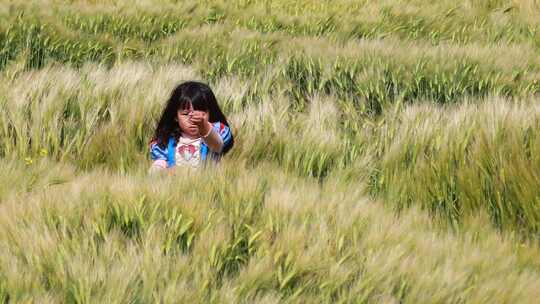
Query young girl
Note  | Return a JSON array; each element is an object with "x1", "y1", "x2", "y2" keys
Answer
[{"x1": 149, "y1": 81, "x2": 233, "y2": 172}]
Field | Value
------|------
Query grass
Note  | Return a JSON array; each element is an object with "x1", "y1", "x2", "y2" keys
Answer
[
  {"x1": 0, "y1": 0, "x2": 539, "y2": 302},
  {"x1": 2, "y1": 159, "x2": 540, "y2": 302},
  {"x1": 361, "y1": 98, "x2": 540, "y2": 235}
]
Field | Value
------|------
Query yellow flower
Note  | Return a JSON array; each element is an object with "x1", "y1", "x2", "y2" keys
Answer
[
  {"x1": 24, "y1": 157, "x2": 33, "y2": 165},
  {"x1": 39, "y1": 149, "x2": 48, "y2": 157}
]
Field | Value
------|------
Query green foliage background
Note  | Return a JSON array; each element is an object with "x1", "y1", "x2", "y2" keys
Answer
[{"x1": 0, "y1": 1, "x2": 539, "y2": 302}]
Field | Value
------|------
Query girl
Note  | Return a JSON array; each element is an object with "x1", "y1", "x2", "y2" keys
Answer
[{"x1": 148, "y1": 81, "x2": 233, "y2": 172}]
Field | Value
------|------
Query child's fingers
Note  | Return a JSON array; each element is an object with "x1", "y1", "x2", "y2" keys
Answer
[
  {"x1": 192, "y1": 111, "x2": 208, "y2": 120},
  {"x1": 189, "y1": 111, "x2": 208, "y2": 127}
]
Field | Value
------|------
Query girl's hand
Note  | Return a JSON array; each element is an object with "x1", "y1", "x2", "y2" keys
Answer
[{"x1": 189, "y1": 111, "x2": 212, "y2": 137}]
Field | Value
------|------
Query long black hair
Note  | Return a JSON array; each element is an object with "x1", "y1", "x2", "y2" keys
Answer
[{"x1": 152, "y1": 81, "x2": 233, "y2": 152}]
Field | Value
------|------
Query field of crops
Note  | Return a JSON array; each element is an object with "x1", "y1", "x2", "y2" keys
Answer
[{"x1": 1, "y1": 0, "x2": 540, "y2": 302}]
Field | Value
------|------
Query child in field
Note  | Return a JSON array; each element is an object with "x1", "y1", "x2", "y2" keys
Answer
[{"x1": 148, "y1": 81, "x2": 234, "y2": 173}]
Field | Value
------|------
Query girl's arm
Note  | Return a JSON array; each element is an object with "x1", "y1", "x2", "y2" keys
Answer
[
  {"x1": 201, "y1": 122, "x2": 224, "y2": 153},
  {"x1": 149, "y1": 140, "x2": 168, "y2": 173},
  {"x1": 149, "y1": 160, "x2": 167, "y2": 172},
  {"x1": 202, "y1": 122, "x2": 233, "y2": 154},
  {"x1": 191, "y1": 112, "x2": 233, "y2": 154}
]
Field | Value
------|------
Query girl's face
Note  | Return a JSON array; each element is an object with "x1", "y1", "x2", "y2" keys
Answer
[{"x1": 177, "y1": 102, "x2": 207, "y2": 138}]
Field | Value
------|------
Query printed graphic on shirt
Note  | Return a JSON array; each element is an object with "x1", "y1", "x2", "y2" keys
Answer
[{"x1": 175, "y1": 137, "x2": 202, "y2": 168}]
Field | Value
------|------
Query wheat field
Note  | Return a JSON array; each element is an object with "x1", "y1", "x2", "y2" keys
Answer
[{"x1": 1, "y1": 0, "x2": 540, "y2": 303}]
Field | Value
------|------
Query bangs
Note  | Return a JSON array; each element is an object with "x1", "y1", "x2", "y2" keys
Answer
[
  {"x1": 177, "y1": 96, "x2": 209, "y2": 112},
  {"x1": 177, "y1": 98, "x2": 191, "y2": 111},
  {"x1": 192, "y1": 100, "x2": 209, "y2": 111}
]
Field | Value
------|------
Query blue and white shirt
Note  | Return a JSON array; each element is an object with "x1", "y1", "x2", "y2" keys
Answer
[{"x1": 150, "y1": 122, "x2": 233, "y2": 168}]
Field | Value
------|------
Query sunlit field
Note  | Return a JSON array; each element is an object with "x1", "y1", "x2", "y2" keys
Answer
[{"x1": 1, "y1": 1, "x2": 539, "y2": 302}]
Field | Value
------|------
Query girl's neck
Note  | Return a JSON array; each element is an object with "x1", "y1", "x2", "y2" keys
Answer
[{"x1": 180, "y1": 132, "x2": 200, "y2": 140}]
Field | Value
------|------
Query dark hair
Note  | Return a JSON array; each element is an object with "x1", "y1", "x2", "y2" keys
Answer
[{"x1": 152, "y1": 81, "x2": 233, "y2": 153}]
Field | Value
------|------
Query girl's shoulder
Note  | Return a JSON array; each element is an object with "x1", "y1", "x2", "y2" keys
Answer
[
  {"x1": 149, "y1": 137, "x2": 171, "y2": 149},
  {"x1": 211, "y1": 121, "x2": 233, "y2": 154},
  {"x1": 149, "y1": 138, "x2": 168, "y2": 160},
  {"x1": 149, "y1": 138, "x2": 158, "y2": 146},
  {"x1": 212, "y1": 121, "x2": 226, "y2": 129},
  {"x1": 212, "y1": 121, "x2": 231, "y2": 134}
]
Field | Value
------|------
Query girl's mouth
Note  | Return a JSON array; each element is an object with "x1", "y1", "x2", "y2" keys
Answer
[{"x1": 186, "y1": 126, "x2": 198, "y2": 133}]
